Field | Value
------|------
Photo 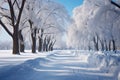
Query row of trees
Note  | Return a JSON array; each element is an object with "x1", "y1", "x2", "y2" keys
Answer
[
  {"x1": 0, "y1": 0, "x2": 69, "y2": 54},
  {"x1": 67, "y1": 0, "x2": 120, "y2": 51},
  {"x1": 91, "y1": 0, "x2": 120, "y2": 51}
]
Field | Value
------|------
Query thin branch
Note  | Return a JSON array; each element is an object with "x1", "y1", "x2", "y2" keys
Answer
[
  {"x1": 52, "y1": 39, "x2": 56, "y2": 47},
  {"x1": 111, "y1": 0, "x2": 120, "y2": 8},
  {"x1": 7, "y1": 0, "x2": 15, "y2": 27},
  {"x1": 43, "y1": 25, "x2": 55, "y2": 30},
  {"x1": 42, "y1": 8, "x2": 60, "y2": 27},
  {"x1": 0, "y1": 20, "x2": 13, "y2": 37},
  {"x1": 15, "y1": 0, "x2": 20, "y2": 9},
  {"x1": 12, "y1": 0, "x2": 17, "y2": 6},
  {"x1": 0, "y1": 13, "x2": 12, "y2": 20},
  {"x1": 16, "y1": 0, "x2": 26, "y2": 26}
]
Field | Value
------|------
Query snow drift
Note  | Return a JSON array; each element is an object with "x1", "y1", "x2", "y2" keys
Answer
[{"x1": 0, "y1": 50, "x2": 120, "y2": 80}]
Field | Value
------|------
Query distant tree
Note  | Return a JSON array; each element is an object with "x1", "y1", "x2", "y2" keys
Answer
[
  {"x1": 93, "y1": 33, "x2": 99, "y2": 51},
  {"x1": 36, "y1": 0, "x2": 70, "y2": 51},
  {"x1": 24, "y1": 0, "x2": 70, "y2": 52},
  {"x1": 24, "y1": 0, "x2": 40, "y2": 53},
  {"x1": 38, "y1": 29, "x2": 44, "y2": 52}
]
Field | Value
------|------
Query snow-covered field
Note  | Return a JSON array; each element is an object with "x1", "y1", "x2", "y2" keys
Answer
[{"x1": 0, "y1": 50, "x2": 120, "y2": 80}]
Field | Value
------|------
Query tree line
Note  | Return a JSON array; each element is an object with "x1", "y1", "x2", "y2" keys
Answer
[
  {"x1": 67, "y1": 0, "x2": 120, "y2": 52},
  {"x1": 0, "y1": 0, "x2": 69, "y2": 54}
]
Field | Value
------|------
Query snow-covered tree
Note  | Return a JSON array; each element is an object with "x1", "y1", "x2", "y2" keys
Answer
[
  {"x1": 67, "y1": 0, "x2": 120, "y2": 51},
  {"x1": 36, "y1": 0, "x2": 70, "y2": 51},
  {"x1": 23, "y1": 0, "x2": 70, "y2": 52},
  {"x1": 0, "y1": 0, "x2": 26, "y2": 54}
]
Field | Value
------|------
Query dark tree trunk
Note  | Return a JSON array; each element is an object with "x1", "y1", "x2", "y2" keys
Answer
[
  {"x1": 109, "y1": 40, "x2": 111, "y2": 51},
  {"x1": 38, "y1": 37, "x2": 43, "y2": 52},
  {"x1": 49, "y1": 40, "x2": 56, "y2": 51},
  {"x1": 101, "y1": 41, "x2": 105, "y2": 51},
  {"x1": 105, "y1": 40, "x2": 108, "y2": 51},
  {"x1": 93, "y1": 35, "x2": 99, "y2": 51},
  {"x1": 112, "y1": 39, "x2": 116, "y2": 51},
  {"x1": 43, "y1": 37, "x2": 47, "y2": 51},
  {"x1": 49, "y1": 43, "x2": 52, "y2": 51},
  {"x1": 31, "y1": 29, "x2": 37, "y2": 53},
  {"x1": 45, "y1": 43, "x2": 48, "y2": 52},
  {"x1": 38, "y1": 29, "x2": 44, "y2": 52},
  {"x1": 45, "y1": 36, "x2": 51, "y2": 52},
  {"x1": 88, "y1": 45, "x2": 91, "y2": 51},
  {"x1": 51, "y1": 46, "x2": 53, "y2": 51},
  {"x1": 32, "y1": 37, "x2": 36, "y2": 53},
  {"x1": 0, "y1": 0, "x2": 26, "y2": 54},
  {"x1": 29, "y1": 20, "x2": 37, "y2": 53},
  {"x1": 101, "y1": 43, "x2": 104, "y2": 51},
  {"x1": 96, "y1": 37, "x2": 99, "y2": 51},
  {"x1": 19, "y1": 30, "x2": 25, "y2": 52},
  {"x1": 99, "y1": 39, "x2": 104, "y2": 51},
  {"x1": 13, "y1": 27, "x2": 19, "y2": 54},
  {"x1": 20, "y1": 42, "x2": 25, "y2": 52}
]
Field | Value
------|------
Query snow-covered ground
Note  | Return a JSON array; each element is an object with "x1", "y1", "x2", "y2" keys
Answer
[{"x1": 0, "y1": 50, "x2": 120, "y2": 80}]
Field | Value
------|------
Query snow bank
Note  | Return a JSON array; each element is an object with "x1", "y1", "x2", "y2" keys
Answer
[{"x1": 88, "y1": 51, "x2": 120, "y2": 80}]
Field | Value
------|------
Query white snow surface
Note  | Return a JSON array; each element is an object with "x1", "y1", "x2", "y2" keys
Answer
[{"x1": 0, "y1": 50, "x2": 120, "y2": 80}]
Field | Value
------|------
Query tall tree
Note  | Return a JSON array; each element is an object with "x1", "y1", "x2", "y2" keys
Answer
[
  {"x1": 0, "y1": 0, "x2": 26, "y2": 54},
  {"x1": 24, "y1": 0, "x2": 40, "y2": 53}
]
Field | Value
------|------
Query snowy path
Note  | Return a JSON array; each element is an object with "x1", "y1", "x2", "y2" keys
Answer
[
  {"x1": 0, "y1": 50, "x2": 53, "y2": 67},
  {"x1": 0, "y1": 50, "x2": 120, "y2": 80}
]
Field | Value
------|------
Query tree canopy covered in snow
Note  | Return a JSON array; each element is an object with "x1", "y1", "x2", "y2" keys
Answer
[
  {"x1": 0, "y1": 0, "x2": 70, "y2": 53},
  {"x1": 23, "y1": 0, "x2": 70, "y2": 51},
  {"x1": 67, "y1": 0, "x2": 120, "y2": 51}
]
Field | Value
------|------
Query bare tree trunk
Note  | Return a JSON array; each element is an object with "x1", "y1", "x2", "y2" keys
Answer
[
  {"x1": 32, "y1": 37, "x2": 36, "y2": 53},
  {"x1": 46, "y1": 36, "x2": 51, "y2": 51},
  {"x1": 13, "y1": 27, "x2": 19, "y2": 54},
  {"x1": 50, "y1": 40, "x2": 56, "y2": 51},
  {"x1": 38, "y1": 29, "x2": 44, "y2": 52},
  {"x1": 112, "y1": 39, "x2": 116, "y2": 51},
  {"x1": 99, "y1": 39, "x2": 105, "y2": 51},
  {"x1": 49, "y1": 42, "x2": 52, "y2": 51},
  {"x1": 96, "y1": 36, "x2": 99, "y2": 51},
  {"x1": 43, "y1": 37, "x2": 47, "y2": 51},
  {"x1": 12, "y1": 0, "x2": 26, "y2": 54},
  {"x1": 45, "y1": 43, "x2": 48, "y2": 51},
  {"x1": 19, "y1": 30, "x2": 25, "y2": 52},
  {"x1": 101, "y1": 41, "x2": 105, "y2": 51},
  {"x1": 109, "y1": 40, "x2": 111, "y2": 51},
  {"x1": 29, "y1": 20, "x2": 37, "y2": 53},
  {"x1": 105, "y1": 40, "x2": 108, "y2": 51},
  {"x1": 31, "y1": 29, "x2": 37, "y2": 53},
  {"x1": 20, "y1": 42, "x2": 25, "y2": 52},
  {"x1": 0, "y1": 0, "x2": 26, "y2": 54},
  {"x1": 38, "y1": 37, "x2": 43, "y2": 52},
  {"x1": 93, "y1": 35, "x2": 99, "y2": 51}
]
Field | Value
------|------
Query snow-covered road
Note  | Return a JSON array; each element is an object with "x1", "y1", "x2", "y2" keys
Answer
[
  {"x1": 0, "y1": 50, "x2": 53, "y2": 67},
  {"x1": 0, "y1": 50, "x2": 120, "y2": 80}
]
